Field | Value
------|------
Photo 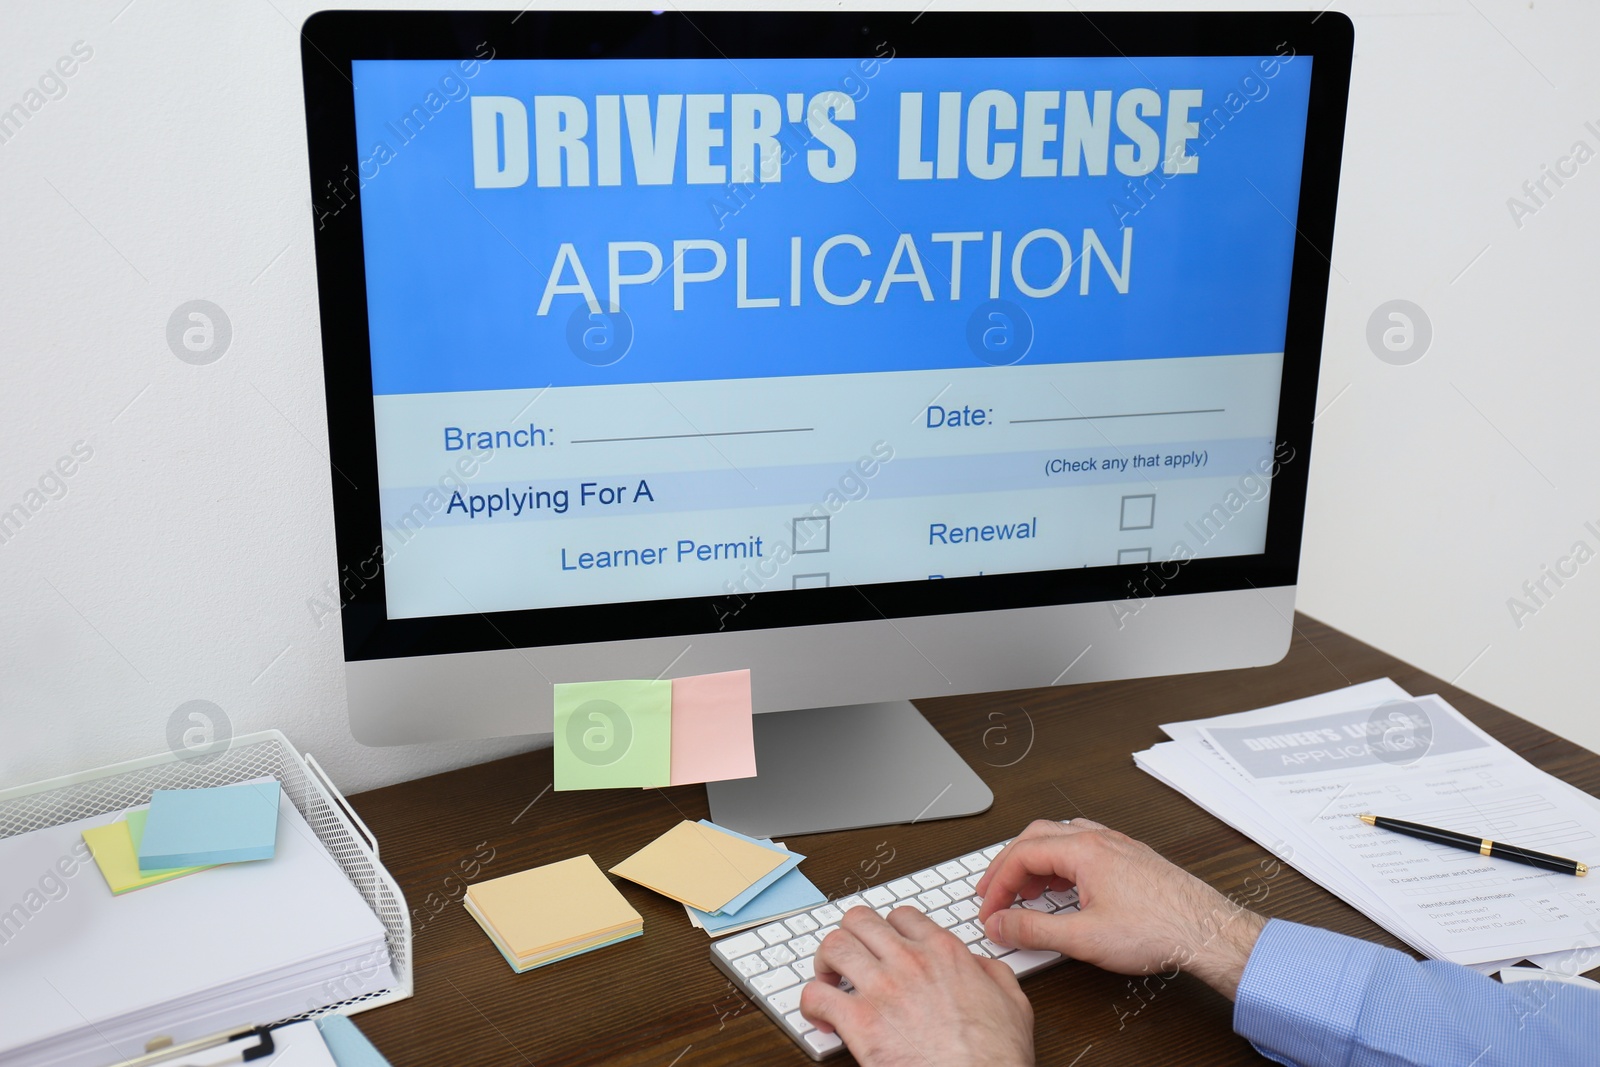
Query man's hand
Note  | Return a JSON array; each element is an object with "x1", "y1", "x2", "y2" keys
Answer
[
  {"x1": 976, "y1": 819, "x2": 1267, "y2": 1000},
  {"x1": 800, "y1": 905, "x2": 1035, "y2": 1067}
]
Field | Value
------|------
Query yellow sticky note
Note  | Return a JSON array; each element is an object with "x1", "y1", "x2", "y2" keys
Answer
[
  {"x1": 465, "y1": 855, "x2": 641, "y2": 962},
  {"x1": 609, "y1": 820, "x2": 788, "y2": 913},
  {"x1": 83, "y1": 810, "x2": 214, "y2": 895}
]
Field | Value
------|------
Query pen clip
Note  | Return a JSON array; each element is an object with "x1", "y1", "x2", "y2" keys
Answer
[{"x1": 112, "y1": 1025, "x2": 275, "y2": 1067}]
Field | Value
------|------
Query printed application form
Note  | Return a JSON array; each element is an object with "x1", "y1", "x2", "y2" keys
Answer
[{"x1": 1139, "y1": 682, "x2": 1600, "y2": 972}]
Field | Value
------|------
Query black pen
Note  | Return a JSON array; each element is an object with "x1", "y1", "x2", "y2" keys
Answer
[{"x1": 1358, "y1": 814, "x2": 1588, "y2": 877}]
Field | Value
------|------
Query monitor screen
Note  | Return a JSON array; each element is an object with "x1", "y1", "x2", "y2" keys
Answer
[{"x1": 347, "y1": 48, "x2": 1311, "y2": 623}]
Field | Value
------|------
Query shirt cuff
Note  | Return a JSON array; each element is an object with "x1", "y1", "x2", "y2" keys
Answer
[{"x1": 1233, "y1": 919, "x2": 1388, "y2": 1066}]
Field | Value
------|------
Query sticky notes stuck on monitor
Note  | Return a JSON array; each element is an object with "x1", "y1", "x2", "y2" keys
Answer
[
  {"x1": 552, "y1": 670, "x2": 756, "y2": 791},
  {"x1": 609, "y1": 820, "x2": 790, "y2": 913},
  {"x1": 553, "y1": 679, "x2": 673, "y2": 790},
  {"x1": 670, "y1": 670, "x2": 756, "y2": 786},
  {"x1": 137, "y1": 781, "x2": 281, "y2": 872}
]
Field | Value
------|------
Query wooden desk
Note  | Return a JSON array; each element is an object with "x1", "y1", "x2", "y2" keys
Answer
[{"x1": 346, "y1": 614, "x2": 1600, "y2": 1066}]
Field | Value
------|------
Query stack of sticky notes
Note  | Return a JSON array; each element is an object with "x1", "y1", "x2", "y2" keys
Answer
[
  {"x1": 553, "y1": 669, "x2": 757, "y2": 791},
  {"x1": 82, "y1": 809, "x2": 217, "y2": 895},
  {"x1": 610, "y1": 819, "x2": 802, "y2": 916},
  {"x1": 82, "y1": 779, "x2": 282, "y2": 895},
  {"x1": 138, "y1": 780, "x2": 282, "y2": 870},
  {"x1": 684, "y1": 840, "x2": 828, "y2": 936},
  {"x1": 465, "y1": 855, "x2": 643, "y2": 973}
]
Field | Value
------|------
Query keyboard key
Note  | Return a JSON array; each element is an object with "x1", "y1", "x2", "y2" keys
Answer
[
  {"x1": 887, "y1": 878, "x2": 921, "y2": 899},
  {"x1": 835, "y1": 895, "x2": 867, "y2": 914},
  {"x1": 793, "y1": 956, "x2": 815, "y2": 981},
  {"x1": 951, "y1": 922, "x2": 984, "y2": 944},
  {"x1": 967, "y1": 942, "x2": 991, "y2": 957},
  {"x1": 898, "y1": 897, "x2": 928, "y2": 913},
  {"x1": 875, "y1": 906, "x2": 893, "y2": 917},
  {"x1": 769, "y1": 985, "x2": 805, "y2": 1015},
  {"x1": 949, "y1": 899, "x2": 980, "y2": 921},
  {"x1": 1019, "y1": 897, "x2": 1057, "y2": 913},
  {"x1": 757, "y1": 922, "x2": 792, "y2": 946},
  {"x1": 813, "y1": 903, "x2": 844, "y2": 926},
  {"x1": 980, "y1": 938, "x2": 1015, "y2": 958},
  {"x1": 863, "y1": 886, "x2": 896, "y2": 908},
  {"x1": 983, "y1": 844, "x2": 1005, "y2": 860},
  {"x1": 762, "y1": 944, "x2": 796, "y2": 967},
  {"x1": 805, "y1": 1031, "x2": 844, "y2": 1055},
  {"x1": 732, "y1": 953, "x2": 768, "y2": 978},
  {"x1": 927, "y1": 908, "x2": 957, "y2": 928},
  {"x1": 789, "y1": 934, "x2": 820, "y2": 958},
  {"x1": 785, "y1": 1010, "x2": 814, "y2": 1035},
  {"x1": 817, "y1": 924, "x2": 839, "y2": 940},
  {"x1": 918, "y1": 888, "x2": 952, "y2": 910},
  {"x1": 785, "y1": 913, "x2": 820, "y2": 936},
  {"x1": 937, "y1": 861, "x2": 969, "y2": 881},
  {"x1": 944, "y1": 880, "x2": 976, "y2": 901},
  {"x1": 959, "y1": 852, "x2": 989, "y2": 874},
  {"x1": 1044, "y1": 889, "x2": 1078, "y2": 910},
  {"x1": 913, "y1": 869, "x2": 945, "y2": 890},
  {"x1": 715, "y1": 932, "x2": 766, "y2": 961},
  {"x1": 752, "y1": 966, "x2": 800, "y2": 996}
]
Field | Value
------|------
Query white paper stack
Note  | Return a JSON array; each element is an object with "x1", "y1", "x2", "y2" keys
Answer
[
  {"x1": 1136, "y1": 678, "x2": 1600, "y2": 976},
  {"x1": 0, "y1": 787, "x2": 392, "y2": 1067}
]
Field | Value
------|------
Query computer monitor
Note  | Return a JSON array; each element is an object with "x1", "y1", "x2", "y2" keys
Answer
[{"x1": 300, "y1": 10, "x2": 1351, "y2": 836}]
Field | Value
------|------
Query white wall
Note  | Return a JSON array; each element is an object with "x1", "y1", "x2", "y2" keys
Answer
[{"x1": 4, "y1": 0, "x2": 1597, "y2": 796}]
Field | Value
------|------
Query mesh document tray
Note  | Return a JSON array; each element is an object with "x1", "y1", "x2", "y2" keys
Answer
[{"x1": 0, "y1": 730, "x2": 413, "y2": 1025}]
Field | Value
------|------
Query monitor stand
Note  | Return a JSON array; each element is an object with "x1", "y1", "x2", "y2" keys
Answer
[{"x1": 705, "y1": 700, "x2": 993, "y2": 839}]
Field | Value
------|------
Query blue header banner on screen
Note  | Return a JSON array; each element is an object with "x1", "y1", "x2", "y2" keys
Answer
[{"x1": 352, "y1": 53, "x2": 1310, "y2": 396}]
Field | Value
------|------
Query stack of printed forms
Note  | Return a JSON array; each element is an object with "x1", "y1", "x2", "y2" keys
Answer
[{"x1": 1135, "y1": 678, "x2": 1600, "y2": 976}]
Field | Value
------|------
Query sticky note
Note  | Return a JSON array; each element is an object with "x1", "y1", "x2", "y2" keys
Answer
[
  {"x1": 669, "y1": 670, "x2": 757, "y2": 786},
  {"x1": 554, "y1": 679, "x2": 672, "y2": 790},
  {"x1": 610, "y1": 820, "x2": 789, "y2": 913},
  {"x1": 83, "y1": 809, "x2": 216, "y2": 894},
  {"x1": 696, "y1": 820, "x2": 802, "y2": 915},
  {"x1": 464, "y1": 855, "x2": 642, "y2": 972},
  {"x1": 692, "y1": 867, "x2": 827, "y2": 935},
  {"x1": 137, "y1": 781, "x2": 281, "y2": 871}
]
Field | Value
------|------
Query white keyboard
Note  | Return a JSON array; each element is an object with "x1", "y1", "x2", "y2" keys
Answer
[{"x1": 708, "y1": 837, "x2": 1076, "y2": 1061}]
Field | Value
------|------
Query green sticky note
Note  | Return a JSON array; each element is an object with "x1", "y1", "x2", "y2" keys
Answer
[{"x1": 554, "y1": 679, "x2": 672, "y2": 790}]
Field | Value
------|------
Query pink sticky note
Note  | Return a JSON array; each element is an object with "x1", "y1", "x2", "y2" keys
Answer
[{"x1": 669, "y1": 669, "x2": 757, "y2": 786}]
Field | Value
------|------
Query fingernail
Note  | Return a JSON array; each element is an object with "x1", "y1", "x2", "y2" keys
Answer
[{"x1": 985, "y1": 913, "x2": 1012, "y2": 948}]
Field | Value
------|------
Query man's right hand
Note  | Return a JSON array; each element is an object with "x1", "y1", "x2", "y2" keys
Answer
[{"x1": 975, "y1": 819, "x2": 1267, "y2": 1000}]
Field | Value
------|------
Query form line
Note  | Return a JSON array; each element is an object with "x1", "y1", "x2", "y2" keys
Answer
[
  {"x1": 1010, "y1": 408, "x2": 1224, "y2": 425},
  {"x1": 573, "y1": 427, "x2": 813, "y2": 444}
]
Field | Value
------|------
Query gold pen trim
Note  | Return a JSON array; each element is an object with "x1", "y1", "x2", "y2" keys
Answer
[
  {"x1": 1358, "y1": 814, "x2": 1376, "y2": 826},
  {"x1": 1578, "y1": 863, "x2": 1588, "y2": 877},
  {"x1": 1480, "y1": 838, "x2": 1493, "y2": 857}
]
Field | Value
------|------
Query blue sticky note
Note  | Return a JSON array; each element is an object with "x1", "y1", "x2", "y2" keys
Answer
[
  {"x1": 317, "y1": 1013, "x2": 395, "y2": 1067},
  {"x1": 696, "y1": 820, "x2": 804, "y2": 915},
  {"x1": 137, "y1": 781, "x2": 281, "y2": 872},
  {"x1": 694, "y1": 867, "x2": 828, "y2": 934}
]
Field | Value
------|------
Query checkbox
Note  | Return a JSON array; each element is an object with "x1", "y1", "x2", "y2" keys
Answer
[
  {"x1": 792, "y1": 573, "x2": 830, "y2": 590},
  {"x1": 793, "y1": 515, "x2": 831, "y2": 553},
  {"x1": 1117, "y1": 547, "x2": 1152, "y2": 565},
  {"x1": 1120, "y1": 494, "x2": 1155, "y2": 531}
]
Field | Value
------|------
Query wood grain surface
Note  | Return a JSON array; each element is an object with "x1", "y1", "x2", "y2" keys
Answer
[{"x1": 344, "y1": 614, "x2": 1600, "y2": 1066}]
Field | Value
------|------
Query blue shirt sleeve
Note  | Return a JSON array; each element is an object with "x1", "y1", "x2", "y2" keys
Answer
[{"x1": 1233, "y1": 919, "x2": 1600, "y2": 1067}]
